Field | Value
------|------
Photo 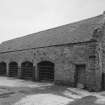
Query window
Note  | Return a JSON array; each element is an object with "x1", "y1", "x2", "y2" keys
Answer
[{"x1": 89, "y1": 56, "x2": 96, "y2": 69}]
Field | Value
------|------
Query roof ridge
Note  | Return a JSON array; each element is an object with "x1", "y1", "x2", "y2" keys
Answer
[
  {"x1": 0, "y1": 13, "x2": 103, "y2": 52},
  {"x1": 2, "y1": 14, "x2": 102, "y2": 44}
]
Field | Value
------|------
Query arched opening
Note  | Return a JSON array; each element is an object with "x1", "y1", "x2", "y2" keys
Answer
[
  {"x1": 21, "y1": 61, "x2": 34, "y2": 80},
  {"x1": 9, "y1": 62, "x2": 18, "y2": 77},
  {"x1": 38, "y1": 61, "x2": 54, "y2": 81},
  {"x1": 0, "y1": 62, "x2": 6, "y2": 76}
]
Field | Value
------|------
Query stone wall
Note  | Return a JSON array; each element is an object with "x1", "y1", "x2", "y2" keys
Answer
[
  {"x1": 99, "y1": 27, "x2": 105, "y2": 90},
  {"x1": 0, "y1": 41, "x2": 100, "y2": 90}
]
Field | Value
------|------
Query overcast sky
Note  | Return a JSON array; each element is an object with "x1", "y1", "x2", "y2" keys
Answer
[{"x1": 0, "y1": 0, "x2": 105, "y2": 43}]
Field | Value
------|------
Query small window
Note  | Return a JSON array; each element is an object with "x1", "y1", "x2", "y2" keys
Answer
[
  {"x1": 89, "y1": 56, "x2": 96, "y2": 69},
  {"x1": 89, "y1": 55, "x2": 96, "y2": 59}
]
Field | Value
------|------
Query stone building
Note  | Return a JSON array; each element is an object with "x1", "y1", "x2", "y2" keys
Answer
[{"x1": 0, "y1": 12, "x2": 105, "y2": 91}]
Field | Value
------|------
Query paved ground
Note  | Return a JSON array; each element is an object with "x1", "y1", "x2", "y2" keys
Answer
[{"x1": 0, "y1": 77, "x2": 105, "y2": 105}]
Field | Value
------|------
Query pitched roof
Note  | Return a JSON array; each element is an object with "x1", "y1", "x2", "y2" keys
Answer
[{"x1": 0, "y1": 14, "x2": 104, "y2": 52}]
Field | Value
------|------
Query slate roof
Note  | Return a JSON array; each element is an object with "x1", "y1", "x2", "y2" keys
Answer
[{"x1": 0, "y1": 14, "x2": 104, "y2": 52}]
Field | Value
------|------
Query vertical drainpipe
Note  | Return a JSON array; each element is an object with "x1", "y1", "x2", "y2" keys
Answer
[{"x1": 97, "y1": 41, "x2": 103, "y2": 91}]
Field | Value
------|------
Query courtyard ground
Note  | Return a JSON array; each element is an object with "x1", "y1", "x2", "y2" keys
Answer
[{"x1": 0, "y1": 77, "x2": 104, "y2": 105}]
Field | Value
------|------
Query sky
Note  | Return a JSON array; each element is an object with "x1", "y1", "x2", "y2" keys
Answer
[{"x1": 0, "y1": 0, "x2": 105, "y2": 43}]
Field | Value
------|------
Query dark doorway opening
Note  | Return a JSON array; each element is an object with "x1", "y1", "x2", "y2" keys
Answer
[
  {"x1": 102, "y1": 73, "x2": 105, "y2": 90},
  {"x1": 0, "y1": 62, "x2": 6, "y2": 76},
  {"x1": 75, "y1": 64, "x2": 86, "y2": 87},
  {"x1": 21, "y1": 61, "x2": 34, "y2": 80},
  {"x1": 38, "y1": 61, "x2": 54, "y2": 81},
  {"x1": 9, "y1": 62, "x2": 18, "y2": 77}
]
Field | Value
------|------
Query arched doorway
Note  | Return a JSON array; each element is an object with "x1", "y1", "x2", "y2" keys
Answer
[
  {"x1": 0, "y1": 62, "x2": 6, "y2": 76},
  {"x1": 38, "y1": 61, "x2": 54, "y2": 81},
  {"x1": 9, "y1": 62, "x2": 18, "y2": 77},
  {"x1": 21, "y1": 61, "x2": 34, "y2": 80}
]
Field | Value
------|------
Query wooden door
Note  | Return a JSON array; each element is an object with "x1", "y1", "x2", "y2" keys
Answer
[
  {"x1": 75, "y1": 64, "x2": 86, "y2": 86},
  {"x1": 38, "y1": 61, "x2": 54, "y2": 81},
  {"x1": 102, "y1": 73, "x2": 105, "y2": 90}
]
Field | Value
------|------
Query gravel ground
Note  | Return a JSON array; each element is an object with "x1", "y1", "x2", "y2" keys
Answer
[{"x1": 0, "y1": 77, "x2": 105, "y2": 105}]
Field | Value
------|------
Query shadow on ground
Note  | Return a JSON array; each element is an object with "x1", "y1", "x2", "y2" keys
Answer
[
  {"x1": 0, "y1": 83, "x2": 79, "y2": 105},
  {"x1": 0, "y1": 81, "x2": 104, "y2": 105},
  {"x1": 67, "y1": 95, "x2": 103, "y2": 105}
]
